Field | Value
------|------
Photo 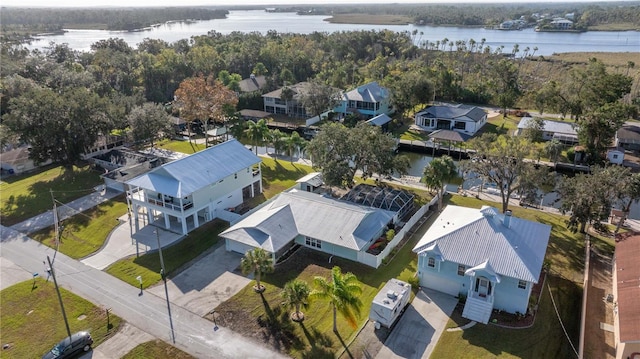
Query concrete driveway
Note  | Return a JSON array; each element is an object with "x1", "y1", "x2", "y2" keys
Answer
[
  {"x1": 147, "y1": 244, "x2": 250, "y2": 317},
  {"x1": 376, "y1": 288, "x2": 457, "y2": 359},
  {"x1": 79, "y1": 323, "x2": 154, "y2": 359}
]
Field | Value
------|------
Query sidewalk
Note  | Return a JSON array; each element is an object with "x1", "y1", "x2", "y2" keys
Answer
[{"x1": 9, "y1": 188, "x2": 122, "y2": 235}]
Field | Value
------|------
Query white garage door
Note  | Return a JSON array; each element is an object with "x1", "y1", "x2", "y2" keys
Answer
[
  {"x1": 421, "y1": 272, "x2": 461, "y2": 297},
  {"x1": 225, "y1": 239, "x2": 256, "y2": 255}
]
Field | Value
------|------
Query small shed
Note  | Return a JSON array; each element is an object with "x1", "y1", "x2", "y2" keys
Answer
[
  {"x1": 296, "y1": 172, "x2": 323, "y2": 192},
  {"x1": 607, "y1": 148, "x2": 625, "y2": 165},
  {"x1": 366, "y1": 114, "x2": 393, "y2": 132},
  {"x1": 369, "y1": 278, "x2": 411, "y2": 329}
]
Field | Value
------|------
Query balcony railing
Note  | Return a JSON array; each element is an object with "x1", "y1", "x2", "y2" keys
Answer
[
  {"x1": 146, "y1": 198, "x2": 193, "y2": 212},
  {"x1": 469, "y1": 291, "x2": 494, "y2": 304}
]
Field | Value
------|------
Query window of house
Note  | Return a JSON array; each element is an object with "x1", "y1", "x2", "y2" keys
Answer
[
  {"x1": 427, "y1": 257, "x2": 435, "y2": 268},
  {"x1": 613, "y1": 154, "x2": 619, "y2": 159},
  {"x1": 305, "y1": 237, "x2": 322, "y2": 249},
  {"x1": 453, "y1": 121, "x2": 466, "y2": 130},
  {"x1": 457, "y1": 265, "x2": 465, "y2": 276},
  {"x1": 518, "y1": 280, "x2": 527, "y2": 289}
]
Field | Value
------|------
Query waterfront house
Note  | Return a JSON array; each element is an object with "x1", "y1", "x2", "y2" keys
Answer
[
  {"x1": 515, "y1": 117, "x2": 579, "y2": 144},
  {"x1": 126, "y1": 140, "x2": 262, "y2": 235},
  {"x1": 221, "y1": 189, "x2": 397, "y2": 264},
  {"x1": 413, "y1": 205, "x2": 551, "y2": 324},
  {"x1": 334, "y1": 81, "x2": 393, "y2": 119},
  {"x1": 262, "y1": 82, "x2": 312, "y2": 118},
  {"x1": 414, "y1": 104, "x2": 487, "y2": 136},
  {"x1": 612, "y1": 233, "x2": 640, "y2": 359}
]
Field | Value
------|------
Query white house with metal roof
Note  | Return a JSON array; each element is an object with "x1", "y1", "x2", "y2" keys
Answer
[
  {"x1": 414, "y1": 104, "x2": 487, "y2": 136},
  {"x1": 126, "y1": 140, "x2": 262, "y2": 235},
  {"x1": 515, "y1": 117, "x2": 578, "y2": 144},
  {"x1": 413, "y1": 205, "x2": 551, "y2": 324},
  {"x1": 220, "y1": 190, "x2": 396, "y2": 264}
]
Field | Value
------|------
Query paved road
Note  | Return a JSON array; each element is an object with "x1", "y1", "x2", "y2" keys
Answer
[{"x1": 0, "y1": 225, "x2": 287, "y2": 359}]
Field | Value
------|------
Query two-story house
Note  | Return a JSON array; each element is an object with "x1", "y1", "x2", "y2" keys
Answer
[
  {"x1": 413, "y1": 205, "x2": 551, "y2": 324},
  {"x1": 334, "y1": 82, "x2": 392, "y2": 119},
  {"x1": 262, "y1": 82, "x2": 312, "y2": 118},
  {"x1": 414, "y1": 104, "x2": 487, "y2": 136},
  {"x1": 126, "y1": 140, "x2": 262, "y2": 235}
]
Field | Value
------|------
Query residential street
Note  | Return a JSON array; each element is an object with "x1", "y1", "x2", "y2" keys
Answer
[{"x1": 0, "y1": 225, "x2": 287, "y2": 359}]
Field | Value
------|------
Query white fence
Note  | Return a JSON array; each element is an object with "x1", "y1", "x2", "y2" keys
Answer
[{"x1": 358, "y1": 195, "x2": 438, "y2": 268}]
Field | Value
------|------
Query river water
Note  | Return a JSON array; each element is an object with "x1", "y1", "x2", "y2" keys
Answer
[{"x1": 26, "y1": 10, "x2": 639, "y2": 55}]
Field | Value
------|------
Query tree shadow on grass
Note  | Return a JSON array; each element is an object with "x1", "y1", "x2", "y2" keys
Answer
[
  {"x1": 258, "y1": 292, "x2": 303, "y2": 352},
  {"x1": 299, "y1": 323, "x2": 334, "y2": 359},
  {"x1": 336, "y1": 331, "x2": 354, "y2": 359}
]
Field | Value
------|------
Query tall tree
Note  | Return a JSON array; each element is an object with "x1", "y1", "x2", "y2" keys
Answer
[
  {"x1": 462, "y1": 133, "x2": 534, "y2": 213},
  {"x1": 281, "y1": 279, "x2": 311, "y2": 322},
  {"x1": 489, "y1": 58, "x2": 520, "y2": 118},
  {"x1": 521, "y1": 117, "x2": 545, "y2": 143},
  {"x1": 283, "y1": 131, "x2": 306, "y2": 163},
  {"x1": 3, "y1": 87, "x2": 111, "y2": 168},
  {"x1": 422, "y1": 155, "x2": 458, "y2": 210},
  {"x1": 240, "y1": 248, "x2": 274, "y2": 293},
  {"x1": 299, "y1": 79, "x2": 341, "y2": 120},
  {"x1": 127, "y1": 102, "x2": 171, "y2": 147},
  {"x1": 543, "y1": 139, "x2": 564, "y2": 164},
  {"x1": 174, "y1": 75, "x2": 238, "y2": 144},
  {"x1": 614, "y1": 172, "x2": 640, "y2": 233},
  {"x1": 245, "y1": 119, "x2": 269, "y2": 155},
  {"x1": 311, "y1": 266, "x2": 363, "y2": 333},
  {"x1": 556, "y1": 166, "x2": 629, "y2": 233},
  {"x1": 577, "y1": 102, "x2": 633, "y2": 164}
]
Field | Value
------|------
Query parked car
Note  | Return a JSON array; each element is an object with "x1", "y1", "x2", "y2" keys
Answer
[{"x1": 42, "y1": 331, "x2": 93, "y2": 359}]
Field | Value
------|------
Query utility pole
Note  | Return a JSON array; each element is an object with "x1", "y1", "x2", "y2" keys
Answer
[
  {"x1": 48, "y1": 255, "x2": 72, "y2": 342},
  {"x1": 155, "y1": 230, "x2": 175, "y2": 343}
]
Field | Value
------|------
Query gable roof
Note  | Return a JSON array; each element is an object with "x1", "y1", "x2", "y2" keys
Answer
[
  {"x1": 428, "y1": 129, "x2": 471, "y2": 143},
  {"x1": 366, "y1": 114, "x2": 392, "y2": 126},
  {"x1": 413, "y1": 205, "x2": 551, "y2": 283},
  {"x1": 221, "y1": 190, "x2": 395, "y2": 252},
  {"x1": 262, "y1": 82, "x2": 311, "y2": 100},
  {"x1": 296, "y1": 172, "x2": 323, "y2": 187},
  {"x1": 617, "y1": 125, "x2": 640, "y2": 144},
  {"x1": 517, "y1": 117, "x2": 578, "y2": 135},
  {"x1": 126, "y1": 140, "x2": 260, "y2": 197},
  {"x1": 238, "y1": 75, "x2": 266, "y2": 93},
  {"x1": 417, "y1": 104, "x2": 486, "y2": 123},
  {"x1": 343, "y1": 82, "x2": 389, "y2": 103},
  {"x1": 615, "y1": 234, "x2": 640, "y2": 343}
]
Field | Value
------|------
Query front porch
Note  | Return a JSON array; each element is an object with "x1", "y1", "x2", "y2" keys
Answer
[{"x1": 461, "y1": 262, "x2": 500, "y2": 324}]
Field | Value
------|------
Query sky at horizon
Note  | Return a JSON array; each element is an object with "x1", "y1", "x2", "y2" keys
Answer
[{"x1": 1, "y1": 0, "x2": 630, "y2": 8}]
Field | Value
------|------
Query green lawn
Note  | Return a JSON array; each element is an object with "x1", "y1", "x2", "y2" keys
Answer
[
  {"x1": 0, "y1": 164, "x2": 102, "y2": 226},
  {"x1": 30, "y1": 198, "x2": 128, "y2": 259},
  {"x1": 0, "y1": 279, "x2": 122, "y2": 358},
  {"x1": 476, "y1": 114, "x2": 521, "y2": 137},
  {"x1": 260, "y1": 157, "x2": 314, "y2": 198},
  {"x1": 105, "y1": 220, "x2": 228, "y2": 289},
  {"x1": 429, "y1": 194, "x2": 587, "y2": 358},
  {"x1": 122, "y1": 339, "x2": 194, "y2": 359},
  {"x1": 156, "y1": 139, "x2": 206, "y2": 154}
]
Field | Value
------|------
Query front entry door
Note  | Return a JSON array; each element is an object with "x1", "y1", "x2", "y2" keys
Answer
[{"x1": 477, "y1": 277, "x2": 489, "y2": 296}]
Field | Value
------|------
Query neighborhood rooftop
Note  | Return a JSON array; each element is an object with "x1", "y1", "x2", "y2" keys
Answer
[
  {"x1": 517, "y1": 117, "x2": 578, "y2": 135},
  {"x1": 342, "y1": 81, "x2": 388, "y2": 103},
  {"x1": 413, "y1": 205, "x2": 551, "y2": 283},
  {"x1": 615, "y1": 234, "x2": 640, "y2": 343},
  {"x1": 419, "y1": 104, "x2": 487, "y2": 123}
]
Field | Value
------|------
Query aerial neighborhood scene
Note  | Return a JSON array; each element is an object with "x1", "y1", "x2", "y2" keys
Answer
[{"x1": 2, "y1": 0, "x2": 640, "y2": 358}]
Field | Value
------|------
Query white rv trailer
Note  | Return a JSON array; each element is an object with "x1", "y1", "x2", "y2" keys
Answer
[{"x1": 369, "y1": 278, "x2": 411, "y2": 329}]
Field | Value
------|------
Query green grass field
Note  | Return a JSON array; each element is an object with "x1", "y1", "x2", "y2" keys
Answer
[
  {"x1": 0, "y1": 164, "x2": 102, "y2": 226},
  {"x1": 0, "y1": 279, "x2": 122, "y2": 358},
  {"x1": 105, "y1": 220, "x2": 228, "y2": 289},
  {"x1": 30, "y1": 198, "x2": 128, "y2": 259},
  {"x1": 122, "y1": 340, "x2": 194, "y2": 359},
  {"x1": 156, "y1": 139, "x2": 206, "y2": 154}
]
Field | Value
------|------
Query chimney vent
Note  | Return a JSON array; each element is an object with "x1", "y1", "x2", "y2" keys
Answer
[{"x1": 503, "y1": 210, "x2": 512, "y2": 228}]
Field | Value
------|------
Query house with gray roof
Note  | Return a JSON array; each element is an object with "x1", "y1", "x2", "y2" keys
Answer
[
  {"x1": 413, "y1": 205, "x2": 551, "y2": 324},
  {"x1": 516, "y1": 117, "x2": 578, "y2": 144},
  {"x1": 414, "y1": 104, "x2": 487, "y2": 136},
  {"x1": 334, "y1": 82, "x2": 393, "y2": 119},
  {"x1": 221, "y1": 190, "x2": 396, "y2": 264},
  {"x1": 126, "y1": 140, "x2": 262, "y2": 235},
  {"x1": 238, "y1": 74, "x2": 267, "y2": 93},
  {"x1": 616, "y1": 124, "x2": 640, "y2": 152}
]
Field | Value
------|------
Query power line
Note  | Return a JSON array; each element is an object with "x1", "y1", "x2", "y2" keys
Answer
[{"x1": 547, "y1": 282, "x2": 579, "y2": 358}]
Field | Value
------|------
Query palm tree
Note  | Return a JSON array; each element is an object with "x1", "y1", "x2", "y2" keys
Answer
[
  {"x1": 283, "y1": 131, "x2": 306, "y2": 163},
  {"x1": 240, "y1": 248, "x2": 274, "y2": 293},
  {"x1": 423, "y1": 155, "x2": 457, "y2": 210},
  {"x1": 245, "y1": 118, "x2": 269, "y2": 155},
  {"x1": 311, "y1": 266, "x2": 363, "y2": 333},
  {"x1": 281, "y1": 279, "x2": 311, "y2": 322}
]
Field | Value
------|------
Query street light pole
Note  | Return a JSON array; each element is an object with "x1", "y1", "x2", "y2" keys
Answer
[
  {"x1": 47, "y1": 255, "x2": 72, "y2": 342},
  {"x1": 155, "y1": 230, "x2": 175, "y2": 343}
]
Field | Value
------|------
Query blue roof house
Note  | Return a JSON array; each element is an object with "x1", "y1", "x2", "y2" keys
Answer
[
  {"x1": 126, "y1": 140, "x2": 262, "y2": 235},
  {"x1": 221, "y1": 190, "x2": 396, "y2": 264},
  {"x1": 414, "y1": 104, "x2": 487, "y2": 136},
  {"x1": 334, "y1": 82, "x2": 392, "y2": 119},
  {"x1": 413, "y1": 205, "x2": 551, "y2": 324}
]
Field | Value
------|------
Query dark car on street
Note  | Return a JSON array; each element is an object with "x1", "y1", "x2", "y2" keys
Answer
[{"x1": 42, "y1": 331, "x2": 93, "y2": 359}]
